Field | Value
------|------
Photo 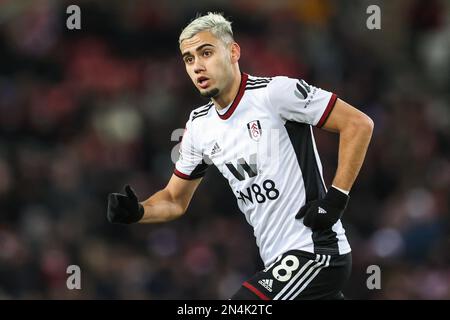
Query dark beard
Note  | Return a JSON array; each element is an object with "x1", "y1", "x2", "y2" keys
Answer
[{"x1": 200, "y1": 88, "x2": 219, "y2": 98}]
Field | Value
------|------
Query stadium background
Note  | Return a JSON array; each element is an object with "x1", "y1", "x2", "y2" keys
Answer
[{"x1": 0, "y1": 0, "x2": 449, "y2": 299}]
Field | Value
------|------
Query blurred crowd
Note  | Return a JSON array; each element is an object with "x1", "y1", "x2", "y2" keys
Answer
[{"x1": 0, "y1": 0, "x2": 449, "y2": 299}]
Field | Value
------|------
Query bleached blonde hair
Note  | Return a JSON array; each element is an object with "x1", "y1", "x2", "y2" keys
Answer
[{"x1": 179, "y1": 12, "x2": 234, "y2": 46}]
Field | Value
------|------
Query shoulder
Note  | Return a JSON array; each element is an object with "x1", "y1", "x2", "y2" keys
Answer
[
  {"x1": 189, "y1": 101, "x2": 214, "y2": 123},
  {"x1": 246, "y1": 74, "x2": 299, "y2": 93},
  {"x1": 245, "y1": 74, "x2": 274, "y2": 91},
  {"x1": 264, "y1": 75, "x2": 313, "y2": 101},
  {"x1": 266, "y1": 75, "x2": 297, "y2": 88}
]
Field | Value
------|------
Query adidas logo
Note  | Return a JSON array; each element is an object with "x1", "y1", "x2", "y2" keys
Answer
[
  {"x1": 318, "y1": 207, "x2": 327, "y2": 214},
  {"x1": 258, "y1": 279, "x2": 273, "y2": 292},
  {"x1": 211, "y1": 142, "x2": 221, "y2": 155}
]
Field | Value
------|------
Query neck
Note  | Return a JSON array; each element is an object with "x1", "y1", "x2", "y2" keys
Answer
[{"x1": 212, "y1": 71, "x2": 242, "y2": 110}]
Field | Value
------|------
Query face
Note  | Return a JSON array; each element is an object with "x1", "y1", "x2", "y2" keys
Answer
[{"x1": 180, "y1": 31, "x2": 238, "y2": 98}]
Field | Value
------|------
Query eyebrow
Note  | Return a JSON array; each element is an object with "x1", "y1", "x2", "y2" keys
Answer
[{"x1": 182, "y1": 43, "x2": 215, "y2": 58}]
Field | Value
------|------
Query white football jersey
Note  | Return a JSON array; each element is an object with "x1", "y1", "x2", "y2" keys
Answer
[{"x1": 175, "y1": 73, "x2": 351, "y2": 267}]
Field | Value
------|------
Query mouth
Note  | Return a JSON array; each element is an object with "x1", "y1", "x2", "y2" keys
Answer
[{"x1": 197, "y1": 76, "x2": 210, "y2": 89}]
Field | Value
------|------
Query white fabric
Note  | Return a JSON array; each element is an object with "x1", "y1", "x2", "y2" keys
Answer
[{"x1": 175, "y1": 74, "x2": 351, "y2": 266}]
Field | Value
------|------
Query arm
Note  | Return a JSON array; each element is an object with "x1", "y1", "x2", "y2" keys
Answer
[
  {"x1": 108, "y1": 110, "x2": 207, "y2": 225},
  {"x1": 107, "y1": 174, "x2": 202, "y2": 224},
  {"x1": 295, "y1": 98, "x2": 373, "y2": 230},
  {"x1": 139, "y1": 174, "x2": 202, "y2": 223},
  {"x1": 321, "y1": 98, "x2": 374, "y2": 192}
]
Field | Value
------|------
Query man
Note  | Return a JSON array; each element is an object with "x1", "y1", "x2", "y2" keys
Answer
[{"x1": 107, "y1": 12, "x2": 374, "y2": 300}]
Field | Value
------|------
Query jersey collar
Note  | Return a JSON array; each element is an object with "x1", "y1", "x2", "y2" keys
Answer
[{"x1": 216, "y1": 72, "x2": 248, "y2": 120}]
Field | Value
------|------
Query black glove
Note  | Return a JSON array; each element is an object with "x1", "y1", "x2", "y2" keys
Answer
[
  {"x1": 295, "y1": 187, "x2": 349, "y2": 231},
  {"x1": 107, "y1": 185, "x2": 144, "y2": 224}
]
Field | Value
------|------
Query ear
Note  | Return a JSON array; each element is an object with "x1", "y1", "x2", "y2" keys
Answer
[{"x1": 230, "y1": 42, "x2": 241, "y2": 63}]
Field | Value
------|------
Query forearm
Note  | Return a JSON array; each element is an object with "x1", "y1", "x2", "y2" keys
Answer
[
  {"x1": 139, "y1": 188, "x2": 185, "y2": 223},
  {"x1": 332, "y1": 116, "x2": 374, "y2": 191}
]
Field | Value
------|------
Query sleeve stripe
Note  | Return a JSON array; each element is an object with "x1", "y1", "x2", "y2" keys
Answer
[
  {"x1": 316, "y1": 93, "x2": 337, "y2": 128},
  {"x1": 174, "y1": 165, "x2": 208, "y2": 180},
  {"x1": 242, "y1": 282, "x2": 270, "y2": 300},
  {"x1": 173, "y1": 168, "x2": 193, "y2": 180}
]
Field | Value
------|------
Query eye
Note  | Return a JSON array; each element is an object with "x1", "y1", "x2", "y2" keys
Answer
[
  {"x1": 203, "y1": 50, "x2": 212, "y2": 57},
  {"x1": 184, "y1": 56, "x2": 194, "y2": 64}
]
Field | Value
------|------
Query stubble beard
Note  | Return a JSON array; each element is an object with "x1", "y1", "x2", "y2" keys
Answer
[{"x1": 200, "y1": 87, "x2": 220, "y2": 98}]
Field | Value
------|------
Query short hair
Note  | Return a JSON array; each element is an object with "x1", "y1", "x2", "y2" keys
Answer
[{"x1": 179, "y1": 12, "x2": 234, "y2": 46}]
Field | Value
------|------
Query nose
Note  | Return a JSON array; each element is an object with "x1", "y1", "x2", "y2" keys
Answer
[{"x1": 194, "y1": 59, "x2": 206, "y2": 74}]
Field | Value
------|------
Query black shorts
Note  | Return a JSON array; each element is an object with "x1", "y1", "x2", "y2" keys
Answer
[{"x1": 230, "y1": 250, "x2": 352, "y2": 300}]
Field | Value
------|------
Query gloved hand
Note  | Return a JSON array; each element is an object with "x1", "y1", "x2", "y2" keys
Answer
[
  {"x1": 107, "y1": 185, "x2": 144, "y2": 224},
  {"x1": 295, "y1": 187, "x2": 349, "y2": 231}
]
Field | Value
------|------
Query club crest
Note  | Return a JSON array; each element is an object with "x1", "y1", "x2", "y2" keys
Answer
[{"x1": 247, "y1": 120, "x2": 262, "y2": 141}]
